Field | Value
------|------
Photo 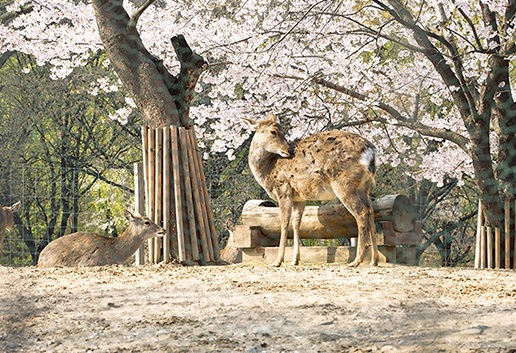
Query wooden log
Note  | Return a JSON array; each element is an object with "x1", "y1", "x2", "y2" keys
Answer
[
  {"x1": 480, "y1": 226, "x2": 486, "y2": 269},
  {"x1": 239, "y1": 195, "x2": 416, "y2": 240}
]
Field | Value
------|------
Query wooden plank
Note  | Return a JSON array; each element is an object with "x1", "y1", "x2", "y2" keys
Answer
[
  {"x1": 233, "y1": 225, "x2": 279, "y2": 248},
  {"x1": 162, "y1": 127, "x2": 171, "y2": 263},
  {"x1": 242, "y1": 245, "x2": 396, "y2": 265},
  {"x1": 171, "y1": 126, "x2": 186, "y2": 263},
  {"x1": 380, "y1": 221, "x2": 422, "y2": 246},
  {"x1": 179, "y1": 127, "x2": 199, "y2": 262}
]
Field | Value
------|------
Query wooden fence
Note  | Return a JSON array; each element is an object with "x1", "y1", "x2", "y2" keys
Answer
[
  {"x1": 475, "y1": 197, "x2": 515, "y2": 269},
  {"x1": 134, "y1": 125, "x2": 220, "y2": 265}
]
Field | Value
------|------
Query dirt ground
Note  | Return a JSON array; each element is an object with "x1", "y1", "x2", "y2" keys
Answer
[{"x1": 1, "y1": 263, "x2": 515, "y2": 353}]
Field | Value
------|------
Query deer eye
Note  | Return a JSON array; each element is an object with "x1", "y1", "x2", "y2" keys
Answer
[
  {"x1": 271, "y1": 130, "x2": 277, "y2": 136},
  {"x1": 144, "y1": 220, "x2": 151, "y2": 225}
]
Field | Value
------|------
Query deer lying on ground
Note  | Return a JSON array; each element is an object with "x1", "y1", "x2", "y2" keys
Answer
[
  {"x1": 0, "y1": 201, "x2": 21, "y2": 259},
  {"x1": 37, "y1": 210, "x2": 166, "y2": 267},
  {"x1": 219, "y1": 219, "x2": 242, "y2": 263},
  {"x1": 243, "y1": 113, "x2": 379, "y2": 267}
]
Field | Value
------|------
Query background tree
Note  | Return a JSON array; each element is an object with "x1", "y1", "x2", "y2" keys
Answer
[{"x1": 0, "y1": 52, "x2": 140, "y2": 264}]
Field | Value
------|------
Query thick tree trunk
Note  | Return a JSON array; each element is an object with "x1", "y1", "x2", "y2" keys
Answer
[{"x1": 91, "y1": 0, "x2": 207, "y2": 128}]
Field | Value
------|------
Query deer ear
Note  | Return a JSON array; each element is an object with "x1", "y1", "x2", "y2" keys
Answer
[
  {"x1": 242, "y1": 118, "x2": 257, "y2": 131},
  {"x1": 10, "y1": 201, "x2": 21, "y2": 213},
  {"x1": 123, "y1": 210, "x2": 135, "y2": 221},
  {"x1": 268, "y1": 112, "x2": 277, "y2": 122}
]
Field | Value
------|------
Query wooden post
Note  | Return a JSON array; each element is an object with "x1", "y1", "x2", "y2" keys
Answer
[
  {"x1": 134, "y1": 163, "x2": 145, "y2": 265},
  {"x1": 179, "y1": 127, "x2": 199, "y2": 262},
  {"x1": 474, "y1": 199, "x2": 482, "y2": 269},
  {"x1": 153, "y1": 127, "x2": 164, "y2": 262},
  {"x1": 495, "y1": 227, "x2": 501, "y2": 269},
  {"x1": 190, "y1": 128, "x2": 219, "y2": 260},
  {"x1": 487, "y1": 226, "x2": 493, "y2": 269},
  {"x1": 163, "y1": 127, "x2": 171, "y2": 263},
  {"x1": 185, "y1": 128, "x2": 210, "y2": 262},
  {"x1": 171, "y1": 126, "x2": 186, "y2": 262},
  {"x1": 505, "y1": 197, "x2": 510, "y2": 269},
  {"x1": 480, "y1": 226, "x2": 486, "y2": 269},
  {"x1": 514, "y1": 199, "x2": 516, "y2": 269},
  {"x1": 143, "y1": 126, "x2": 156, "y2": 263}
]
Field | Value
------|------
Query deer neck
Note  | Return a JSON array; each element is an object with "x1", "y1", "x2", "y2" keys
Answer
[
  {"x1": 114, "y1": 226, "x2": 143, "y2": 259},
  {"x1": 248, "y1": 145, "x2": 281, "y2": 187}
]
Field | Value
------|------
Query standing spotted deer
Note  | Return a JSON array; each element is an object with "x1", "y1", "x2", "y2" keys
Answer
[
  {"x1": 38, "y1": 210, "x2": 166, "y2": 267},
  {"x1": 243, "y1": 113, "x2": 379, "y2": 267},
  {"x1": 0, "y1": 201, "x2": 21, "y2": 259}
]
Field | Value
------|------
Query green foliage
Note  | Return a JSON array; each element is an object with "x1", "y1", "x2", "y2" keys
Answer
[{"x1": 0, "y1": 52, "x2": 141, "y2": 265}]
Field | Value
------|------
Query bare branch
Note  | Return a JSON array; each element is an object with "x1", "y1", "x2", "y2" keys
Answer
[
  {"x1": 313, "y1": 77, "x2": 470, "y2": 149},
  {"x1": 128, "y1": 0, "x2": 156, "y2": 31}
]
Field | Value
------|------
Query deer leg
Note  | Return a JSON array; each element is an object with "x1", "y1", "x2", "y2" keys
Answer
[
  {"x1": 291, "y1": 201, "x2": 306, "y2": 266},
  {"x1": 272, "y1": 197, "x2": 292, "y2": 267},
  {"x1": 332, "y1": 183, "x2": 378, "y2": 267}
]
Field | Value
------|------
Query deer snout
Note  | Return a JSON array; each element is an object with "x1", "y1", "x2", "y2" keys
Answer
[
  {"x1": 157, "y1": 229, "x2": 166, "y2": 237},
  {"x1": 278, "y1": 149, "x2": 290, "y2": 158}
]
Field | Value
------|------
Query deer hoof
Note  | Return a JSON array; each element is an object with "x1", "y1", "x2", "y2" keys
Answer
[
  {"x1": 270, "y1": 261, "x2": 282, "y2": 267},
  {"x1": 348, "y1": 260, "x2": 361, "y2": 268},
  {"x1": 291, "y1": 260, "x2": 299, "y2": 266}
]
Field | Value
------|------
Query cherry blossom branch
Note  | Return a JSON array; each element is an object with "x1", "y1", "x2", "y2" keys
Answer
[{"x1": 313, "y1": 77, "x2": 470, "y2": 149}]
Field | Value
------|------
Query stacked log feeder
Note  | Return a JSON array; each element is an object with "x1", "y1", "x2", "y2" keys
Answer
[
  {"x1": 135, "y1": 125, "x2": 220, "y2": 265},
  {"x1": 233, "y1": 195, "x2": 423, "y2": 265},
  {"x1": 475, "y1": 197, "x2": 516, "y2": 269}
]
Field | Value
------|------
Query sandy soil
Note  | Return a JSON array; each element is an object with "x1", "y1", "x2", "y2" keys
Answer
[{"x1": 1, "y1": 263, "x2": 515, "y2": 353}]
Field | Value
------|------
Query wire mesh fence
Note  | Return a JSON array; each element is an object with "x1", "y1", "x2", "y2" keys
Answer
[{"x1": 0, "y1": 162, "x2": 264, "y2": 266}]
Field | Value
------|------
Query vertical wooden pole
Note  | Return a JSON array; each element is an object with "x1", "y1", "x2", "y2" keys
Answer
[
  {"x1": 480, "y1": 226, "x2": 486, "y2": 269},
  {"x1": 154, "y1": 128, "x2": 164, "y2": 262},
  {"x1": 171, "y1": 126, "x2": 186, "y2": 262},
  {"x1": 185, "y1": 128, "x2": 210, "y2": 262},
  {"x1": 134, "y1": 163, "x2": 145, "y2": 265},
  {"x1": 504, "y1": 197, "x2": 510, "y2": 269},
  {"x1": 162, "y1": 127, "x2": 171, "y2": 263},
  {"x1": 487, "y1": 226, "x2": 493, "y2": 269},
  {"x1": 147, "y1": 127, "x2": 156, "y2": 263},
  {"x1": 495, "y1": 227, "x2": 501, "y2": 269},
  {"x1": 474, "y1": 199, "x2": 482, "y2": 269},
  {"x1": 190, "y1": 128, "x2": 220, "y2": 260},
  {"x1": 179, "y1": 127, "x2": 199, "y2": 262},
  {"x1": 514, "y1": 199, "x2": 516, "y2": 269}
]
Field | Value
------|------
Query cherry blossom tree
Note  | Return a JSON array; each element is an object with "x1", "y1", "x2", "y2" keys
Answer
[{"x1": 1, "y1": 0, "x2": 514, "y2": 228}]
